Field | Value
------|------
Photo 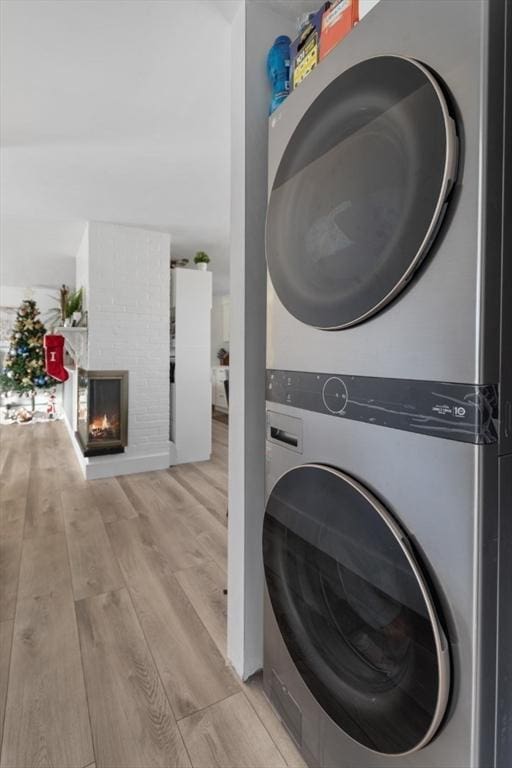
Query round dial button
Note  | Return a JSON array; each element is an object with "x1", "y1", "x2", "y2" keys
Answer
[{"x1": 322, "y1": 377, "x2": 348, "y2": 415}]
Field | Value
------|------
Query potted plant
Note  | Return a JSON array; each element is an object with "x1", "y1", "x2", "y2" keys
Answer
[
  {"x1": 66, "y1": 287, "x2": 84, "y2": 326},
  {"x1": 194, "y1": 251, "x2": 210, "y2": 271},
  {"x1": 217, "y1": 347, "x2": 229, "y2": 366},
  {"x1": 46, "y1": 285, "x2": 84, "y2": 329}
]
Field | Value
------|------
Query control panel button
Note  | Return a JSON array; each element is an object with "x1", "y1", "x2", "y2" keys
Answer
[{"x1": 322, "y1": 376, "x2": 349, "y2": 415}]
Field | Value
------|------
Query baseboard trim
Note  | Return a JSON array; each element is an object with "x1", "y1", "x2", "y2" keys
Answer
[
  {"x1": 62, "y1": 413, "x2": 171, "y2": 480},
  {"x1": 84, "y1": 450, "x2": 171, "y2": 480},
  {"x1": 63, "y1": 412, "x2": 87, "y2": 477}
]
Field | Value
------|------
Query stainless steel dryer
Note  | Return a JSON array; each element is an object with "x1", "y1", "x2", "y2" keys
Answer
[
  {"x1": 266, "y1": 0, "x2": 506, "y2": 386},
  {"x1": 263, "y1": 1, "x2": 511, "y2": 767}
]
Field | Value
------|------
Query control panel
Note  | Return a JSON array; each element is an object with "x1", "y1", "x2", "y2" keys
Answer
[{"x1": 266, "y1": 369, "x2": 498, "y2": 445}]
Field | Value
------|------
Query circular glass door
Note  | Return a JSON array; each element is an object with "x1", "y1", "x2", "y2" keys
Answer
[
  {"x1": 266, "y1": 55, "x2": 458, "y2": 329},
  {"x1": 263, "y1": 464, "x2": 450, "y2": 755}
]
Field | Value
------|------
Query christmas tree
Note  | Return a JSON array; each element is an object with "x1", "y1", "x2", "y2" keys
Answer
[{"x1": 0, "y1": 299, "x2": 53, "y2": 408}]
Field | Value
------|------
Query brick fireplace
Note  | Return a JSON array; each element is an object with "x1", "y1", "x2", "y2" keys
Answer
[{"x1": 62, "y1": 221, "x2": 171, "y2": 480}]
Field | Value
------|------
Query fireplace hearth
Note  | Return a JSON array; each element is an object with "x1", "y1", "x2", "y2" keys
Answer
[{"x1": 77, "y1": 369, "x2": 128, "y2": 456}]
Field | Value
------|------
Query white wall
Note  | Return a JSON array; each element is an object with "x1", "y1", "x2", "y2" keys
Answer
[
  {"x1": 73, "y1": 221, "x2": 171, "y2": 480},
  {"x1": 2, "y1": 1, "x2": 231, "y2": 297},
  {"x1": 0, "y1": 247, "x2": 76, "y2": 292},
  {"x1": 360, "y1": 0, "x2": 381, "y2": 19},
  {"x1": 228, "y1": 0, "x2": 248, "y2": 680},
  {"x1": 0, "y1": 284, "x2": 62, "y2": 322},
  {"x1": 227, "y1": 0, "x2": 296, "y2": 681},
  {"x1": 75, "y1": 225, "x2": 89, "y2": 315}
]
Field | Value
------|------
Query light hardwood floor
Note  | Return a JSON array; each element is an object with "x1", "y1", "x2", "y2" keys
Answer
[{"x1": 0, "y1": 419, "x2": 305, "y2": 768}]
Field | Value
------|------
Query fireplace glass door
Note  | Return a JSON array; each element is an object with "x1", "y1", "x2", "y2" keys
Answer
[{"x1": 77, "y1": 369, "x2": 128, "y2": 456}]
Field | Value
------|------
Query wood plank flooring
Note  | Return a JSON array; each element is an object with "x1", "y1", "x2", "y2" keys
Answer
[
  {"x1": 0, "y1": 419, "x2": 305, "y2": 768},
  {"x1": 0, "y1": 620, "x2": 13, "y2": 748},
  {"x1": 178, "y1": 693, "x2": 287, "y2": 768},
  {"x1": 76, "y1": 588, "x2": 190, "y2": 768}
]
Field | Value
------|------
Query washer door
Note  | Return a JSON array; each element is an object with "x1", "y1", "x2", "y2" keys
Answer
[
  {"x1": 266, "y1": 55, "x2": 458, "y2": 329},
  {"x1": 263, "y1": 464, "x2": 450, "y2": 755}
]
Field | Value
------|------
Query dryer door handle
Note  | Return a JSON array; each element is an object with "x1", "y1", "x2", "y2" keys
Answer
[
  {"x1": 270, "y1": 427, "x2": 299, "y2": 448},
  {"x1": 267, "y1": 410, "x2": 303, "y2": 453}
]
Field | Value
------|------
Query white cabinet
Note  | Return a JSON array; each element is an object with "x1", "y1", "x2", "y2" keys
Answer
[
  {"x1": 212, "y1": 366, "x2": 229, "y2": 412},
  {"x1": 221, "y1": 296, "x2": 230, "y2": 342},
  {"x1": 170, "y1": 268, "x2": 212, "y2": 464}
]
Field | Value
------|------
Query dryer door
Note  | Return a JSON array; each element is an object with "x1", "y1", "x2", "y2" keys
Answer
[
  {"x1": 266, "y1": 55, "x2": 457, "y2": 329},
  {"x1": 263, "y1": 464, "x2": 450, "y2": 755}
]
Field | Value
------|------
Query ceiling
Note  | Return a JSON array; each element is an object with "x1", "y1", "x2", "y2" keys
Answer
[{"x1": 1, "y1": 0, "x2": 232, "y2": 294}]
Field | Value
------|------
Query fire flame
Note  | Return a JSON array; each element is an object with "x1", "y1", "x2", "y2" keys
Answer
[{"x1": 90, "y1": 412, "x2": 115, "y2": 432}]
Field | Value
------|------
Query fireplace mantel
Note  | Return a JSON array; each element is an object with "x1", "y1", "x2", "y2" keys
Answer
[{"x1": 56, "y1": 327, "x2": 88, "y2": 368}]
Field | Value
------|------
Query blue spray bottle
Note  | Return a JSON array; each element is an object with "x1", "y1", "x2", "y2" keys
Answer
[{"x1": 267, "y1": 35, "x2": 291, "y2": 115}]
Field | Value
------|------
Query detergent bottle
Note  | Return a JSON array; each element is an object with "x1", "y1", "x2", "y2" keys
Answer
[{"x1": 267, "y1": 35, "x2": 291, "y2": 114}]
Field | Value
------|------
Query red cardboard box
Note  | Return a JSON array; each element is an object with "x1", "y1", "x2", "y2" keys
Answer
[{"x1": 319, "y1": 0, "x2": 359, "y2": 60}]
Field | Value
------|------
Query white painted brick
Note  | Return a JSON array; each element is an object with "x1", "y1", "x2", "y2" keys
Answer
[{"x1": 80, "y1": 222, "x2": 171, "y2": 475}]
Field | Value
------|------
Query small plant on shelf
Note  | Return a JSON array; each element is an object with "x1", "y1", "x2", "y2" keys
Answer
[
  {"x1": 217, "y1": 347, "x2": 229, "y2": 366},
  {"x1": 46, "y1": 285, "x2": 84, "y2": 329},
  {"x1": 194, "y1": 251, "x2": 210, "y2": 271}
]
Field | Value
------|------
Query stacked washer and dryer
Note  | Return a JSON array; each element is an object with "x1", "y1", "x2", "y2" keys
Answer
[{"x1": 262, "y1": 2, "x2": 511, "y2": 767}]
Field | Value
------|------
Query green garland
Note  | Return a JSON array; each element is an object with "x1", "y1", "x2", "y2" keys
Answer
[{"x1": 0, "y1": 299, "x2": 53, "y2": 395}]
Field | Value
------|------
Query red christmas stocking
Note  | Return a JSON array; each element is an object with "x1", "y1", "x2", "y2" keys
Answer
[{"x1": 44, "y1": 335, "x2": 69, "y2": 382}]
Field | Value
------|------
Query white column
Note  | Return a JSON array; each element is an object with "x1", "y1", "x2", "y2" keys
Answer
[
  {"x1": 227, "y1": 0, "x2": 295, "y2": 680},
  {"x1": 74, "y1": 221, "x2": 171, "y2": 480}
]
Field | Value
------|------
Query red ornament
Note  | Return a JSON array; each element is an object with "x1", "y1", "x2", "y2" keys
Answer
[{"x1": 43, "y1": 335, "x2": 69, "y2": 382}]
